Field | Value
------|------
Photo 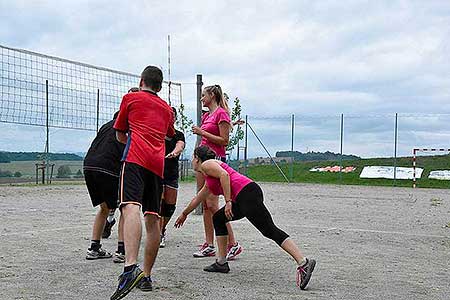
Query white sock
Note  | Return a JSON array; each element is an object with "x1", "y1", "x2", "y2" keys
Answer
[
  {"x1": 298, "y1": 257, "x2": 307, "y2": 267},
  {"x1": 217, "y1": 257, "x2": 227, "y2": 265}
]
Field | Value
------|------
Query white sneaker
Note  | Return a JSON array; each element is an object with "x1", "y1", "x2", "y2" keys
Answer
[
  {"x1": 159, "y1": 234, "x2": 166, "y2": 248},
  {"x1": 193, "y1": 242, "x2": 216, "y2": 257},
  {"x1": 86, "y1": 247, "x2": 112, "y2": 260},
  {"x1": 226, "y1": 242, "x2": 243, "y2": 260},
  {"x1": 113, "y1": 251, "x2": 125, "y2": 263}
]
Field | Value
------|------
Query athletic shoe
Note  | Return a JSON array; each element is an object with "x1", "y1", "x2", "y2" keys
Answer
[
  {"x1": 113, "y1": 252, "x2": 125, "y2": 263},
  {"x1": 102, "y1": 218, "x2": 116, "y2": 239},
  {"x1": 86, "y1": 247, "x2": 112, "y2": 260},
  {"x1": 203, "y1": 261, "x2": 230, "y2": 273},
  {"x1": 110, "y1": 265, "x2": 144, "y2": 300},
  {"x1": 296, "y1": 258, "x2": 316, "y2": 290},
  {"x1": 137, "y1": 276, "x2": 153, "y2": 291},
  {"x1": 159, "y1": 234, "x2": 166, "y2": 248},
  {"x1": 226, "y1": 242, "x2": 243, "y2": 260},
  {"x1": 193, "y1": 242, "x2": 216, "y2": 258}
]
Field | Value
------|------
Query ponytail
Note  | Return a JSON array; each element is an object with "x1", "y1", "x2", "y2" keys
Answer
[{"x1": 204, "y1": 85, "x2": 230, "y2": 114}]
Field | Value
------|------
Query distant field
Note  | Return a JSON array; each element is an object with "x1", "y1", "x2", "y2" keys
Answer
[
  {"x1": 244, "y1": 155, "x2": 450, "y2": 189},
  {"x1": 0, "y1": 160, "x2": 83, "y2": 178}
]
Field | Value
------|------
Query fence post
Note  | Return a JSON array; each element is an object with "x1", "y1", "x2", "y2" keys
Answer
[
  {"x1": 393, "y1": 113, "x2": 398, "y2": 186},
  {"x1": 289, "y1": 114, "x2": 294, "y2": 181},
  {"x1": 45, "y1": 80, "x2": 50, "y2": 184},
  {"x1": 244, "y1": 115, "x2": 248, "y2": 176},
  {"x1": 96, "y1": 89, "x2": 100, "y2": 133},
  {"x1": 339, "y1": 113, "x2": 344, "y2": 184},
  {"x1": 194, "y1": 74, "x2": 203, "y2": 215}
]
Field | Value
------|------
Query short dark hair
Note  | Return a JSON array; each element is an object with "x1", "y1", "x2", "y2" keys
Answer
[
  {"x1": 194, "y1": 145, "x2": 216, "y2": 162},
  {"x1": 128, "y1": 87, "x2": 139, "y2": 93},
  {"x1": 141, "y1": 66, "x2": 163, "y2": 91},
  {"x1": 171, "y1": 107, "x2": 177, "y2": 119}
]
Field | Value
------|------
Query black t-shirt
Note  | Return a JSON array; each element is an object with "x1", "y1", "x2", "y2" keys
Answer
[
  {"x1": 164, "y1": 129, "x2": 185, "y2": 179},
  {"x1": 83, "y1": 119, "x2": 125, "y2": 177}
]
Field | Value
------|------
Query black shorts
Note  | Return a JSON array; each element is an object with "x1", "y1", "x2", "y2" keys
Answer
[
  {"x1": 119, "y1": 162, "x2": 162, "y2": 217},
  {"x1": 162, "y1": 175, "x2": 179, "y2": 189},
  {"x1": 84, "y1": 170, "x2": 119, "y2": 209}
]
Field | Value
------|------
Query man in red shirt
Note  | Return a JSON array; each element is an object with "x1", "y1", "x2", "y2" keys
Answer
[{"x1": 110, "y1": 66, "x2": 175, "y2": 300}]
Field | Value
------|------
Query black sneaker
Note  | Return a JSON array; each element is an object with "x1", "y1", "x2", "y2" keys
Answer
[
  {"x1": 86, "y1": 247, "x2": 112, "y2": 260},
  {"x1": 137, "y1": 276, "x2": 153, "y2": 291},
  {"x1": 203, "y1": 261, "x2": 230, "y2": 273},
  {"x1": 296, "y1": 258, "x2": 316, "y2": 290},
  {"x1": 103, "y1": 218, "x2": 116, "y2": 239},
  {"x1": 110, "y1": 265, "x2": 144, "y2": 300}
]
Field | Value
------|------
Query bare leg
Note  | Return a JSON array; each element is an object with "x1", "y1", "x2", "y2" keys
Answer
[
  {"x1": 122, "y1": 204, "x2": 142, "y2": 266},
  {"x1": 143, "y1": 214, "x2": 161, "y2": 276},
  {"x1": 205, "y1": 194, "x2": 219, "y2": 245},
  {"x1": 118, "y1": 211, "x2": 124, "y2": 242},
  {"x1": 207, "y1": 198, "x2": 237, "y2": 247},
  {"x1": 91, "y1": 202, "x2": 109, "y2": 241},
  {"x1": 280, "y1": 238, "x2": 305, "y2": 265},
  {"x1": 216, "y1": 235, "x2": 228, "y2": 261}
]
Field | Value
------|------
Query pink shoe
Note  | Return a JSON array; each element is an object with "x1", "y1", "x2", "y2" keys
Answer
[
  {"x1": 226, "y1": 242, "x2": 243, "y2": 260},
  {"x1": 193, "y1": 242, "x2": 216, "y2": 258}
]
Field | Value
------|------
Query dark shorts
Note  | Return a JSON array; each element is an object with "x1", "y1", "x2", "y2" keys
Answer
[
  {"x1": 84, "y1": 170, "x2": 119, "y2": 209},
  {"x1": 162, "y1": 175, "x2": 179, "y2": 189},
  {"x1": 119, "y1": 162, "x2": 162, "y2": 217}
]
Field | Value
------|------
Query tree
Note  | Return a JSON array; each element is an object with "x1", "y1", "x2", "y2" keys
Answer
[
  {"x1": 57, "y1": 165, "x2": 72, "y2": 178},
  {"x1": 14, "y1": 171, "x2": 22, "y2": 178},
  {"x1": 226, "y1": 96, "x2": 245, "y2": 156},
  {"x1": 176, "y1": 103, "x2": 194, "y2": 136},
  {"x1": 74, "y1": 169, "x2": 83, "y2": 178}
]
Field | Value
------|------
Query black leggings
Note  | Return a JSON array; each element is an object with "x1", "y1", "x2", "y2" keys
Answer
[{"x1": 212, "y1": 182, "x2": 289, "y2": 246}]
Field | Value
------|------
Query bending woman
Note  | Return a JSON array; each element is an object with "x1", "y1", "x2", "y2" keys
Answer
[
  {"x1": 191, "y1": 85, "x2": 242, "y2": 260},
  {"x1": 175, "y1": 145, "x2": 316, "y2": 290}
]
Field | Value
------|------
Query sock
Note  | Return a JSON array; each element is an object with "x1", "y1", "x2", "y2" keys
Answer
[
  {"x1": 90, "y1": 240, "x2": 100, "y2": 251},
  {"x1": 298, "y1": 257, "x2": 307, "y2": 267},
  {"x1": 217, "y1": 257, "x2": 227, "y2": 265},
  {"x1": 107, "y1": 211, "x2": 115, "y2": 223},
  {"x1": 124, "y1": 264, "x2": 136, "y2": 273},
  {"x1": 117, "y1": 241, "x2": 125, "y2": 254}
]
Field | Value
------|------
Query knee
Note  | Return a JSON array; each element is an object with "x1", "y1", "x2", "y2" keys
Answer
[
  {"x1": 160, "y1": 202, "x2": 176, "y2": 218},
  {"x1": 213, "y1": 211, "x2": 228, "y2": 236}
]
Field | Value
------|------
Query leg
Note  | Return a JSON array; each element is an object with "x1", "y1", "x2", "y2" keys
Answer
[
  {"x1": 91, "y1": 202, "x2": 109, "y2": 241},
  {"x1": 160, "y1": 186, "x2": 177, "y2": 234},
  {"x1": 121, "y1": 203, "x2": 142, "y2": 266},
  {"x1": 204, "y1": 193, "x2": 219, "y2": 245},
  {"x1": 143, "y1": 214, "x2": 161, "y2": 276}
]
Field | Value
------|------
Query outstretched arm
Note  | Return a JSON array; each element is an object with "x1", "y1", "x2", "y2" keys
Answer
[{"x1": 174, "y1": 185, "x2": 210, "y2": 227}]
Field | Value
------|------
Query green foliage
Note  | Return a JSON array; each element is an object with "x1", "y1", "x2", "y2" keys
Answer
[
  {"x1": 13, "y1": 171, "x2": 22, "y2": 177},
  {"x1": 227, "y1": 97, "x2": 245, "y2": 152},
  {"x1": 74, "y1": 169, "x2": 84, "y2": 178},
  {"x1": 0, "y1": 152, "x2": 83, "y2": 162},
  {"x1": 276, "y1": 150, "x2": 360, "y2": 161},
  {"x1": 246, "y1": 154, "x2": 450, "y2": 189},
  {"x1": 57, "y1": 165, "x2": 72, "y2": 178},
  {"x1": 176, "y1": 103, "x2": 194, "y2": 136}
]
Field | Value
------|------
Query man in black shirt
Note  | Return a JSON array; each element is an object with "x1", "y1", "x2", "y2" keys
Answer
[
  {"x1": 159, "y1": 107, "x2": 185, "y2": 248},
  {"x1": 84, "y1": 88, "x2": 139, "y2": 262}
]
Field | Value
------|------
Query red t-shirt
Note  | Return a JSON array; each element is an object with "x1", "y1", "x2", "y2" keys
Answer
[
  {"x1": 113, "y1": 90, "x2": 175, "y2": 177},
  {"x1": 199, "y1": 107, "x2": 231, "y2": 158}
]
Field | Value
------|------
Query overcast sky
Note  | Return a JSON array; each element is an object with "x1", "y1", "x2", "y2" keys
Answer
[{"x1": 1, "y1": 0, "x2": 449, "y2": 158}]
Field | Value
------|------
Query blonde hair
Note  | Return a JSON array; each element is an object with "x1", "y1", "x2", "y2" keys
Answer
[{"x1": 204, "y1": 85, "x2": 230, "y2": 113}]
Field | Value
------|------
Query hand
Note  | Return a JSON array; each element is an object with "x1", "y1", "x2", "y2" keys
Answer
[
  {"x1": 225, "y1": 201, "x2": 233, "y2": 220},
  {"x1": 174, "y1": 213, "x2": 187, "y2": 228},
  {"x1": 233, "y1": 119, "x2": 245, "y2": 126},
  {"x1": 192, "y1": 126, "x2": 203, "y2": 136},
  {"x1": 165, "y1": 151, "x2": 179, "y2": 159}
]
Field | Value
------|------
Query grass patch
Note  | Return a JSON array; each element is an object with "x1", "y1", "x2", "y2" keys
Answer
[{"x1": 245, "y1": 155, "x2": 450, "y2": 189}]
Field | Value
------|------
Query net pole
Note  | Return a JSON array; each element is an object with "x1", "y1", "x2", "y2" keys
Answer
[
  {"x1": 393, "y1": 113, "x2": 398, "y2": 186},
  {"x1": 194, "y1": 74, "x2": 203, "y2": 215},
  {"x1": 45, "y1": 80, "x2": 50, "y2": 184},
  {"x1": 339, "y1": 113, "x2": 344, "y2": 184},
  {"x1": 289, "y1": 114, "x2": 294, "y2": 181},
  {"x1": 96, "y1": 89, "x2": 100, "y2": 133},
  {"x1": 413, "y1": 148, "x2": 417, "y2": 188}
]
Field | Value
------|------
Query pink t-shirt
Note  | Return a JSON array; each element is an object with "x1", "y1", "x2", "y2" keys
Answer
[
  {"x1": 200, "y1": 107, "x2": 231, "y2": 158},
  {"x1": 205, "y1": 162, "x2": 253, "y2": 202}
]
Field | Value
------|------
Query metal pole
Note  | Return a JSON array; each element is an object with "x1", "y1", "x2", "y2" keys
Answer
[
  {"x1": 339, "y1": 113, "x2": 344, "y2": 184},
  {"x1": 46, "y1": 80, "x2": 49, "y2": 184},
  {"x1": 393, "y1": 113, "x2": 398, "y2": 186},
  {"x1": 413, "y1": 148, "x2": 417, "y2": 188},
  {"x1": 194, "y1": 74, "x2": 203, "y2": 215},
  {"x1": 289, "y1": 114, "x2": 294, "y2": 181},
  {"x1": 96, "y1": 89, "x2": 100, "y2": 133},
  {"x1": 196, "y1": 74, "x2": 203, "y2": 147},
  {"x1": 244, "y1": 115, "x2": 248, "y2": 176}
]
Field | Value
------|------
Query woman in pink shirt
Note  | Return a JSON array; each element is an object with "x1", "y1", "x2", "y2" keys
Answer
[
  {"x1": 191, "y1": 85, "x2": 242, "y2": 260},
  {"x1": 175, "y1": 145, "x2": 316, "y2": 290}
]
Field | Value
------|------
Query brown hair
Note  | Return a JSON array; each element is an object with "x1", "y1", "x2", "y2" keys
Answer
[
  {"x1": 204, "y1": 85, "x2": 230, "y2": 113},
  {"x1": 194, "y1": 145, "x2": 216, "y2": 162}
]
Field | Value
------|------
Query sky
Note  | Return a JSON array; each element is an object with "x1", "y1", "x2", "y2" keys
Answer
[{"x1": 1, "y1": 0, "x2": 449, "y2": 158}]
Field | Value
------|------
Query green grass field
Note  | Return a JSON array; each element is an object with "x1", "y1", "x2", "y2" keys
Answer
[{"x1": 243, "y1": 155, "x2": 450, "y2": 189}]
